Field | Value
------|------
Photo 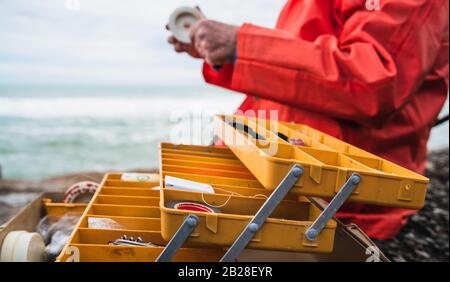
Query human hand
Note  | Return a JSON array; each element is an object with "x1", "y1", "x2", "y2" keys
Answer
[
  {"x1": 189, "y1": 20, "x2": 239, "y2": 66},
  {"x1": 166, "y1": 27, "x2": 204, "y2": 59}
]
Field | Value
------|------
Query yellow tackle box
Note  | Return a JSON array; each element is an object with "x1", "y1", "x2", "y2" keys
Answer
[
  {"x1": 159, "y1": 143, "x2": 337, "y2": 254},
  {"x1": 214, "y1": 115, "x2": 429, "y2": 209},
  {"x1": 57, "y1": 173, "x2": 224, "y2": 262}
]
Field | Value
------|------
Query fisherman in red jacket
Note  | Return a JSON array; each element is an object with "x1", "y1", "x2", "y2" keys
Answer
[{"x1": 168, "y1": 0, "x2": 449, "y2": 239}]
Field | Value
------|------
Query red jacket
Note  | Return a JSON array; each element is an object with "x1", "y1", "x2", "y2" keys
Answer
[{"x1": 203, "y1": 0, "x2": 449, "y2": 239}]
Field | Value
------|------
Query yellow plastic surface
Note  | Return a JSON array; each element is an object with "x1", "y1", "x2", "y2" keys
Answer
[
  {"x1": 160, "y1": 143, "x2": 337, "y2": 253},
  {"x1": 160, "y1": 142, "x2": 299, "y2": 200},
  {"x1": 214, "y1": 115, "x2": 429, "y2": 209},
  {"x1": 43, "y1": 199, "x2": 87, "y2": 217},
  {"x1": 160, "y1": 189, "x2": 336, "y2": 253},
  {"x1": 57, "y1": 173, "x2": 225, "y2": 262}
]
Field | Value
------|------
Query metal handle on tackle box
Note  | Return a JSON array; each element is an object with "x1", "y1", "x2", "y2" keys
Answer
[
  {"x1": 220, "y1": 165, "x2": 304, "y2": 262},
  {"x1": 156, "y1": 214, "x2": 199, "y2": 262},
  {"x1": 305, "y1": 173, "x2": 361, "y2": 241}
]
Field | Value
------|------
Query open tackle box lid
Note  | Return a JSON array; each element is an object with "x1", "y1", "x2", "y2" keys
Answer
[{"x1": 213, "y1": 114, "x2": 429, "y2": 209}]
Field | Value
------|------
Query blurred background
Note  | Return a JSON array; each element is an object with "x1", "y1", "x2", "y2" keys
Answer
[
  {"x1": 0, "y1": 0, "x2": 285, "y2": 179},
  {"x1": 0, "y1": 0, "x2": 448, "y2": 180}
]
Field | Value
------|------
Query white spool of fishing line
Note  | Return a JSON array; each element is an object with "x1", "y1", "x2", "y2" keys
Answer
[{"x1": 168, "y1": 6, "x2": 205, "y2": 44}]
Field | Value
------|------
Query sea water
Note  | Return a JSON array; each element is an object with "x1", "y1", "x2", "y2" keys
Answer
[{"x1": 0, "y1": 85, "x2": 243, "y2": 179}]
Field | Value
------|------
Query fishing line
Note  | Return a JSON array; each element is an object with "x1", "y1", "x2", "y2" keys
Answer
[{"x1": 200, "y1": 187, "x2": 269, "y2": 209}]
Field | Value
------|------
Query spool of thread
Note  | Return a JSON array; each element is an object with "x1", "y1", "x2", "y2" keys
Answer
[
  {"x1": 168, "y1": 6, "x2": 205, "y2": 44},
  {"x1": 63, "y1": 181, "x2": 99, "y2": 203},
  {"x1": 167, "y1": 200, "x2": 221, "y2": 214}
]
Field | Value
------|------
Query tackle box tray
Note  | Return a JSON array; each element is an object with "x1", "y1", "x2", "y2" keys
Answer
[
  {"x1": 160, "y1": 189, "x2": 336, "y2": 253},
  {"x1": 43, "y1": 199, "x2": 87, "y2": 217},
  {"x1": 160, "y1": 142, "x2": 299, "y2": 200},
  {"x1": 214, "y1": 115, "x2": 429, "y2": 209},
  {"x1": 159, "y1": 143, "x2": 337, "y2": 253},
  {"x1": 57, "y1": 173, "x2": 224, "y2": 262}
]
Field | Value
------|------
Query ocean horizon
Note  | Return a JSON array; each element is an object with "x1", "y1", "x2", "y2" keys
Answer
[{"x1": 0, "y1": 85, "x2": 448, "y2": 180}]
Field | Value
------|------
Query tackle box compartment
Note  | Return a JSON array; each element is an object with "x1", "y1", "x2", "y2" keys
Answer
[
  {"x1": 160, "y1": 188, "x2": 336, "y2": 253},
  {"x1": 57, "y1": 173, "x2": 225, "y2": 262}
]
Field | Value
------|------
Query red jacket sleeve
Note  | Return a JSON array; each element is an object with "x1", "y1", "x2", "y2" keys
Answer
[
  {"x1": 204, "y1": 0, "x2": 448, "y2": 127},
  {"x1": 203, "y1": 63, "x2": 236, "y2": 91}
]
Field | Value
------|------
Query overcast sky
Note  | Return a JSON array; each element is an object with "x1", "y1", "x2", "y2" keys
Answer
[{"x1": 0, "y1": 0, "x2": 285, "y2": 86}]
